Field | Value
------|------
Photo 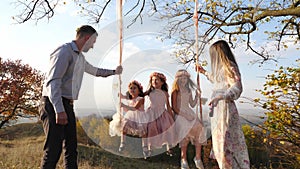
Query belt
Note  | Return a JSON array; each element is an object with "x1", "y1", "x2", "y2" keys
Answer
[
  {"x1": 43, "y1": 96, "x2": 74, "y2": 105},
  {"x1": 63, "y1": 97, "x2": 74, "y2": 105}
]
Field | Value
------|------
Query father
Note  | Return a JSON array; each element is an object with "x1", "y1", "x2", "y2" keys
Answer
[{"x1": 39, "y1": 25, "x2": 122, "y2": 169}]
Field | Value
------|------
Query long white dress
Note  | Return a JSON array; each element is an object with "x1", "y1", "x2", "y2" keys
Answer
[
  {"x1": 208, "y1": 63, "x2": 250, "y2": 169},
  {"x1": 174, "y1": 90, "x2": 206, "y2": 147}
]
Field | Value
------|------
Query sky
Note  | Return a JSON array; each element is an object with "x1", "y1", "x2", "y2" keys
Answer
[{"x1": 1, "y1": 0, "x2": 298, "y2": 117}]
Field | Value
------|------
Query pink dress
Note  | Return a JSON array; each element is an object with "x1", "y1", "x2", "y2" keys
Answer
[
  {"x1": 145, "y1": 89, "x2": 176, "y2": 148},
  {"x1": 208, "y1": 63, "x2": 250, "y2": 169},
  {"x1": 174, "y1": 90, "x2": 206, "y2": 147}
]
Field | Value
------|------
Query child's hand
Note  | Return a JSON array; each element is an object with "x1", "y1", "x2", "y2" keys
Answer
[
  {"x1": 120, "y1": 103, "x2": 128, "y2": 112},
  {"x1": 195, "y1": 88, "x2": 201, "y2": 96},
  {"x1": 119, "y1": 93, "x2": 126, "y2": 99},
  {"x1": 168, "y1": 109, "x2": 174, "y2": 118},
  {"x1": 201, "y1": 97, "x2": 208, "y2": 105}
]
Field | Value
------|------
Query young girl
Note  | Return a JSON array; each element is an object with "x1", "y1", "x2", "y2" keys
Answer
[
  {"x1": 196, "y1": 40, "x2": 250, "y2": 169},
  {"x1": 171, "y1": 69, "x2": 206, "y2": 169},
  {"x1": 143, "y1": 72, "x2": 176, "y2": 158},
  {"x1": 109, "y1": 80, "x2": 147, "y2": 152}
]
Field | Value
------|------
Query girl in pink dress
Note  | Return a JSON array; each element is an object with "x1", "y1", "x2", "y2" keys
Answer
[
  {"x1": 109, "y1": 80, "x2": 147, "y2": 152},
  {"x1": 143, "y1": 72, "x2": 176, "y2": 158},
  {"x1": 196, "y1": 40, "x2": 250, "y2": 169},
  {"x1": 171, "y1": 69, "x2": 207, "y2": 169}
]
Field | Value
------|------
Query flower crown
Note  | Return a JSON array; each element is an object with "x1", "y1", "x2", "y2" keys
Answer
[
  {"x1": 175, "y1": 70, "x2": 190, "y2": 78},
  {"x1": 150, "y1": 72, "x2": 167, "y2": 82},
  {"x1": 129, "y1": 80, "x2": 143, "y2": 91}
]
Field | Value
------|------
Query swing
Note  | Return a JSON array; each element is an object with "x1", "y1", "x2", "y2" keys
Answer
[
  {"x1": 112, "y1": 0, "x2": 205, "y2": 157},
  {"x1": 193, "y1": 0, "x2": 203, "y2": 123}
]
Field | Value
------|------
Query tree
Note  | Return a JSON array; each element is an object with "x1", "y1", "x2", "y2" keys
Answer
[
  {"x1": 249, "y1": 60, "x2": 300, "y2": 167},
  {"x1": 11, "y1": 0, "x2": 300, "y2": 63},
  {"x1": 0, "y1": 58, "x2": 44, "y2": 128}
]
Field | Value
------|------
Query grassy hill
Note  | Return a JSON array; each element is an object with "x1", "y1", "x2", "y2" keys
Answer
[
  {"x1": 1, "y1": 118, "x2": 295, "y2": 169},
  {"x1": 0, "y1": 122, "x2": 219, "y2": 169}
]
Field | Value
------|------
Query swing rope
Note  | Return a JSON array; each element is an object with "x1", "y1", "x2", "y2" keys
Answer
[
  {"x1": 117, "y1": 0, "x2": 123, "y2": 122},
  {"x1": 193, "y1": 0, "x2": 203, "y2": 123}
]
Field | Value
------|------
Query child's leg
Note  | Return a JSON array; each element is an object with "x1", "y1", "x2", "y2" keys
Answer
[
  {"x1": 119, "y1": 134, "x2": 126, "y2": 151},
  {"x1": 194, "y1": 144, "x2": 204, "y2": 169},
  {"x1": 142, "y1": 137, "x2": 149, "y2": 152},
  {"x1": 180, "y1": 140, "x2": 190, "y2": 168},
  {"x1": 120, "y1": 133, "x2": 126, "y2": 144},
  {"x1": 180, "y1": 138, "x2": 189, "y2": 160},
  {"x1": 142, "y1": 137, "x2": 150, "y2": 159},
  {"x1": 181, "y1": 145, "x2": 188, "y2": 160},
  {"x1": 166, "y1": 144, "x2": 174, "y2": 156},
  {"x1": 195, "y1": 145, "x2": 202, "y2": 160}
]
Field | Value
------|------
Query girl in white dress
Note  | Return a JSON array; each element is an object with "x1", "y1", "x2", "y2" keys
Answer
[
  {"x1": 109, "y1": 80, "x2": 147, "y2": 152},
  {"x1": 171, "y1": 69, "x2": 207, "y2": 169},
  {"x1": 196, "y1": 40, "x2": 250, "y2": 169}
]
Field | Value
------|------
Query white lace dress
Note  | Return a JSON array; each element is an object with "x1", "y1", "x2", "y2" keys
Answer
[{"x1": 109, "y1": 96, "x2": 148, "y2": 137}]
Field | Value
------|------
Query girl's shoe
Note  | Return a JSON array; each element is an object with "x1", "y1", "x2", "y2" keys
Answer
[
  {"x1": 142, "y1": 150, "x2": 148, "y2": 159},
  {"x1": 118, "y1": 142, "x2": 125, "y2": 152},
  {"x1": 193, "y1": 157, "x2": 204, "y2": 169},
  {"x1": 181, "y1": 159, "x2": 190, "y2": 169},
  {"x1": 142, "y1": 147, "x2": 149, "y2": 159}
]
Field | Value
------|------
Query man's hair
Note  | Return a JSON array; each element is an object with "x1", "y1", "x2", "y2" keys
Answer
[{"x1": 76, "y1": 25, "x2": 98, "y2": 38}]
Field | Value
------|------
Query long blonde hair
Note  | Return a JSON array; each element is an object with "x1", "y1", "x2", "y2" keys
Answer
[
  {"x1": 209, "y1": 40, "x2": 239, "y2": 82},
  {"x1": 171, "y1": 69, "x2": 196, "y2": 93}
]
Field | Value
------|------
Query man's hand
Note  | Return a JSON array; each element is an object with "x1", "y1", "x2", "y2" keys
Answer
[
  {"x1": 56, "y1": 112, "x2": 68, "y2": 125},
  {"x1": 115, "y1": 65, "x2": 123, "y2": 74}
]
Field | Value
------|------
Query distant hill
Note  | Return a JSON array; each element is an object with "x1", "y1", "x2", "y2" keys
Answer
[{"x1": 74, "y1": 107, "x2": 265, "y2": 128}]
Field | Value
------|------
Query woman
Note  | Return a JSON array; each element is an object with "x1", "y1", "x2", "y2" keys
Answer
[{"x1": 196, "y1": 40, "x2": 250, "y2": 169}]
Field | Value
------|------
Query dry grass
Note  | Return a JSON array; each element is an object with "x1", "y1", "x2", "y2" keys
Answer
[
  {"x1": 1, "y1": 119, "x2": 297, "y2": 168},
  {"x1": 0, "y1": 122, "x2": 219, "y2": 169}
]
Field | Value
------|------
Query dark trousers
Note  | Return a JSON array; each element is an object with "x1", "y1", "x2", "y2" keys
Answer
[{"x1": 40, "y1": 97, "x2": 78, "y2": 169}]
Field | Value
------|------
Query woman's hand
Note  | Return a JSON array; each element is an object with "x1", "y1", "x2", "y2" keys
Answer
[
  {"x1": 208, "y1": 96, "x2": 223, "y2": 117},
  {"x1": 195, "y1": 64, "x2": 206, "y2": 74},
  {"x1": 208, "y1": 95, "x2": 224, "y2": 107}
]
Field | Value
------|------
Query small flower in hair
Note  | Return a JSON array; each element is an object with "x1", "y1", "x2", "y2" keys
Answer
[
  {"x1": 175, "y1": 70, "x2": 190, "y2": 78},
  {"x1": 150, "y1": 72, "x2": 167, "y2": 82},
  {"x1": 129, "y1": 80, "x2": 143, "y2": 91}
]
